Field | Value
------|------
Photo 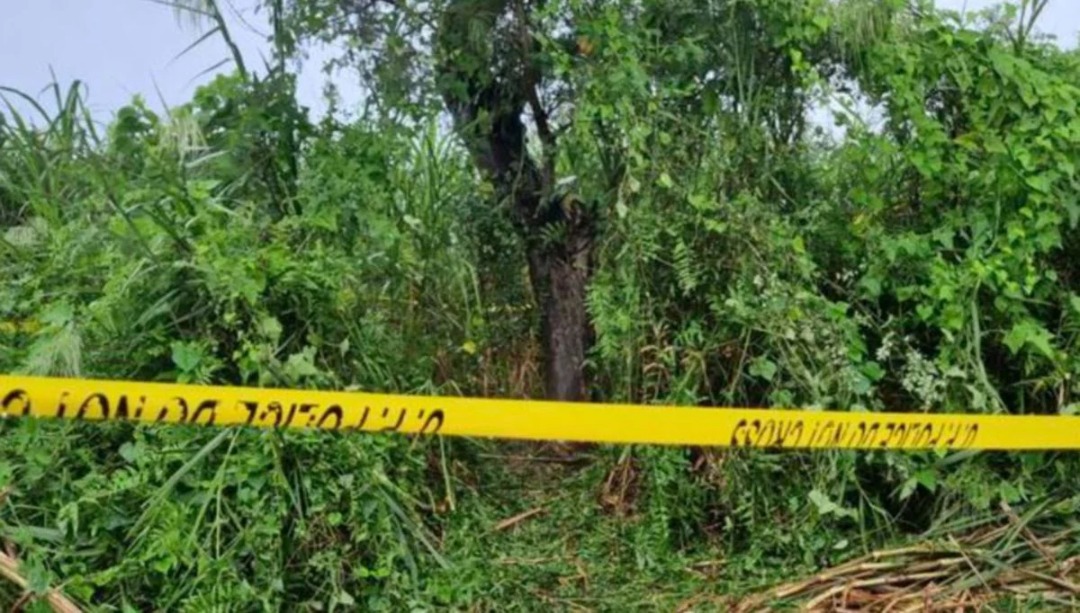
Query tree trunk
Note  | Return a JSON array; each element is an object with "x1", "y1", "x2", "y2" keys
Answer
[
  {"x1": 435, "y1": 0, "x2": 595, "y2": 400},
  {"x1": 527, "y1": 219, "x2": 594, "y2": 401}
]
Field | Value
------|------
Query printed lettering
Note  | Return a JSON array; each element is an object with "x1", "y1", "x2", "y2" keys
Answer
[
  {"x1": 291, "y1": 402, "x2": 317, "y2": 428},
  {"x1": 852, "y1": 422, "x2": 868, "y2": 447},
  {"x1": 900, "y1": 423, "x2": 917, "y2": 447},
  {"x1": 348, "y1": 406, "x2": 372, "y2": 431},
  {"x1": 419, "y1": 409, "x2": 445, "y2": 434},
  {"x1": 792, "y1": 420, "x2": 807, "y2": 446},
  {"x1": 960, "y1": 424, "x2": 979, "y2": 448},
  {"x1": 857, "y1": 423, "x2": 872, "y2": 447},
  {"x1": 889, "y1": 423, "x2": 907, "y2": 446},
  {"x1": 261, "y1": 401, "x2": 286, "y2": 428},
  {"x1": 748, "y1": 420, "x2": 761, "y2": 446},
  {"x1": 317, "y1": 405, "x2": 344, "y2": 430},
  {"x1": 1, "y1": 389, "x2": 31, "y2": 417},
  {"x1": 790, "y1": 420, "x2": 806, "y2": 447},
  {"x1": 891, "y1": 423, "x2": 909, "y2": 447},
  {"x1": 816, "y1": 421, "x2": 836, "y2": 448},
  {"x1": 759, "y1": 420, "x2": 771, "y2": 444},
  {"x1": 112, "y1": 395, "x2": 146, "y2": 421},
  {"x1": 773, "y1": 420, "x2": 788, "y2": 447},
  {"x1": 824, "y1": 421, "x2": 838, "y2": 447},
  {"x1": 853, "y1": 422, "x2": 868, "y2": 447},
  {"x1": 829, "y1": 422, "x2": 849, "y2": 447},
  {"x1": 239, "y1": 400, "x2": 259, "y2": 426},
  {"x1": 55, "y1": 390, "x2": 71, "y2": 418},
  {"x1": 884, "y1": 423, "x2": 898, "y2": 447},
  {"x1": 880, "y1": 424, "x2": 896, "y2": 448},
  {"x1": 76, "y1": 393, "x2": 110, "y2": 420},
  {"x1": 156, "y1": 397, "x2": 189, "y2": 423},
  {"x1": 860, "y1": 423, "x2": 875, "y2": 448},
  {"x1": 773, "y1": 420, "x2": 803, "y2": 447},
  {"x1": 859, "y1": 423, "x2": 876, "y2": 446},
  {"x1": 379, "y1": 408, "x2": 407, "y2": 432},
  {"x1": 282, "y1": 402, "x2": 299, "y2": 427},
  {"x1": 939, "y1": 423, "x2": 956, "y2": 447},
  {"x1": 928, "y1": 423, "x2": 947, "y2": 447},
  {"x1": 730, "y1": 419, "x2": 749, "y2": 446},
  {"x1": 755, "y1": 420, "x2": 777, "y2": 447},
  {"x1": 742, "y1": 419, "x2": 756, "y2": 446},
  {"x1": 908, "y1": 423, "x2": 929, "y2": 448},
  {"x1": 941, "y1": 420, "x2": 959, "y2": 444},
  {"x1": 841, "y1": 423, "x2": 859, "y2": 448},
  {"x1": 189, "y1": 400, "x2": 219, "y2": 425}
]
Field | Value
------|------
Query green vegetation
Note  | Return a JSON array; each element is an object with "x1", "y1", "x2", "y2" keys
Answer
[{"x1": 2, "y1": 0, "x2": 1079, "y2": 609}]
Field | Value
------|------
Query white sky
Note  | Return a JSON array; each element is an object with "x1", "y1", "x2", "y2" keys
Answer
[
  {"x1": 0, "y1": 0, "x2": 353, "y2": 121},
  {"x1": 0, "y1": 0, "x2": 1077, "y2": 123}
]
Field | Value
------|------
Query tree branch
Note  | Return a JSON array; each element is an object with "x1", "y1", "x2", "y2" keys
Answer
[{"x1": 514, "y1": 0, "x2": 556, "y2": 188}]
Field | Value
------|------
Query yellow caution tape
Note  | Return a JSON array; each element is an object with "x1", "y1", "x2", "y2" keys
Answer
[
  {"x1": 0, "y1": 320, "x2": 41, "y2": 335},
  {"x1": 2, "y1": 375, "x2": 1079, "y2": 450}
]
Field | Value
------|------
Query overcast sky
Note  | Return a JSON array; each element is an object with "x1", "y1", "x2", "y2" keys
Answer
[
  {"x1": 1, "y1": 0, "x2": 1077, "y2": 123},
  {"x1": 0, "y1": 0, "x2": 352, "y2": 120}
]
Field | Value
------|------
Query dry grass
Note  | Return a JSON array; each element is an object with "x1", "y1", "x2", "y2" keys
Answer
[
  {"x1": 0, "y1": 487, "x2": 80, "y2": 612},
  {"x1": 737, "y1": 501, "x2": 1080, "y2": 612},
  {"x1": 0, "y1": 550, "x2": 80, "y2": 613}
]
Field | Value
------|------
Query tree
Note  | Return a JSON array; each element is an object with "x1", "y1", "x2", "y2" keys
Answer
[
  {"x1": 229, "y1": 0, "x2": 887, "y2": 401},
  {"x1": 431, "y1": 0, "x2": 599, "y2": 400},
  {"x1": 277, "y1": 0, "x2": 614, "y2": 400}
]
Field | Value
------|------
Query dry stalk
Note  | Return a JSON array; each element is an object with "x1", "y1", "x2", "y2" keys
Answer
[
  {"x1": 0, "y1": 550, "x2": 82, "y2": 613},
  {"x1": 737, "y1": 506, "x2": 1080, "y2": 613}
]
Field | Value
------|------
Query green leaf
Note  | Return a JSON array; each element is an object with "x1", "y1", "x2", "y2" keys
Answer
[
  {"x1": 258, "y1": 315, "x2": 283, "y2": 344},
  {"x1": 999, "y1": 482, "x2": 1021, "y2": 503},
  {"x1": 808, "y1": 489, "x2": 832, "y2": 513},
  {"x1": 931, "y1": 226, "x2": 954, "y2": 249},
  {"x1": 40, "y1": 302, "x2": 74, "y2": 327},
  {"x1": 899, "y1": 477, "x2": 918, "y2": 501},
  {"x1": 1065, "y1": 198, "x2": 1080, "y2": 228},
  {"x1": 119, "y1": 442, "x2": 140, "y2": 463},
  {"x1": 914, "y1": 469, "x2": 938, "y2": 492},
  {"x1": 284, "y1": 347, "x2": 322, "y2": 380},
  {"x1": 859, "y1": 275, "x2": 882, "y2": 298},
  {"x1": 1069, "y1": 294, "x2": 1080, "y2": 318},
  {"x1": 1025, "y1": 174, "x2": 1052, "y2": 194},
  {"x1": 852, "y1": 373, "x2": 871, "y2": 395},
  {"x1": 704, "y1": 219, "x2": 728, "y2": 234},
  {"x1": 170, "y1": 342, "x2": 202, "y2": 373},
  {"x1": 808, "y1": 489, "x2": 856, "y2": 519},
  {"x1": 615, "y1": 197, "x2": 628, "y2": 219},
  {"x1": 657, "y1": 172, "x2": 674, "y2": 189},
  {"x1": 687, "y1": 193, "x2": 710, "y2": 210},
  {"x1": 24, "y1": 558, "x2": 52, "y2": 595},
  {"x1": 792, "y1": 236, "x2": 806, "y2": 254},
  {"x1": 1003, "y1": 320, "x2": 1056, "y2": 359},
  {"x1": 749, "y1": 357, "x2": 777, "y2": 382},
  {"x1": 861, "y1": 361, "x2": 885, "y2": 382}
]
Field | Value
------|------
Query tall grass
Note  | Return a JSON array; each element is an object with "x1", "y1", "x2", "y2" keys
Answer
[{"x1": 3, "y1": 0, "x2": 1080, "y2": 608}]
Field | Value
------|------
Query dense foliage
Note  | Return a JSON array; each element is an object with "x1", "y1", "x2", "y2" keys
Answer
[{"x1": 2, "y1": 0, "x2": 1078, "y2": 609}]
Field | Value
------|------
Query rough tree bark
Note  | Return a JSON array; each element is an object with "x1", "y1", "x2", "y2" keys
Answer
[{"x1": 435, "y1": 0, "x2": 596, "y2": 401}]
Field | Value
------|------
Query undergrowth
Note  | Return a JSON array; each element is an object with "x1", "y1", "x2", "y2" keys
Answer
[{"x1": 2, "y1": 0, "x2": 1080, "y2": 609}]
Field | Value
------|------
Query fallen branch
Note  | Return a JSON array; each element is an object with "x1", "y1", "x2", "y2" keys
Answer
[
  {"x1": 494, "y1": 507, "x2": 546, "y2": 532},
  {"x1": 735, "y1": 500, "x2": 1080, "y2": 612},
  {"x1": 0, "y1": 550, "x2": 82, "y2": 613}
]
